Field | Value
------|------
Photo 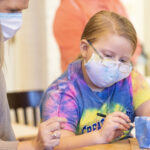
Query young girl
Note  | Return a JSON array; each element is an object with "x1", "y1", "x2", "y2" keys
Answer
[{"x1": 41, "y1": 11, "x2": 150, "y2": 149}]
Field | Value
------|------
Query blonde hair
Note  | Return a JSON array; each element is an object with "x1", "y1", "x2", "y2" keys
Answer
[
  {"x1": 81, "y1": 10, "x2": 137, "y2": 52},
  {"x1": 0, "y1": 25, "x2": 4, "y2": 69}
]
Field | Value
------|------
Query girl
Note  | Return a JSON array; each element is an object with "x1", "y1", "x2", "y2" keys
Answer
[{"x1": 41, "y1": 11, "x2": 150, "y2": 149}]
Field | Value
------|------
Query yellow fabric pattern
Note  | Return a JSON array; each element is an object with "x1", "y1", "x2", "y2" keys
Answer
[{"x1": 131, "y1": 70, "x2": 150, "y2": 110}]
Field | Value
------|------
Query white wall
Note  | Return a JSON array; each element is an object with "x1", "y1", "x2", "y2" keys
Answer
[
  {"x1": 121, "y1": 0, "x2": 144, "y2": 43},
  {"x1": 5, "y1": 0, "x2": 61, "y2": 91},
  {"x1": 121, "y1": 0, "x2": 150, "y2": 75},
  {"x1": 45, "y1": 0, "x2": 61, "y2": 85}
]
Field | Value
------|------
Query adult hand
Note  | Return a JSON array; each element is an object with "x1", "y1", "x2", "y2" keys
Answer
[
  {"x1": 99, "y1": 112, "x2": 131, "y2": 143},
  {"x1": 33, "y1": 117, "x2": 67, "y2": 150}
]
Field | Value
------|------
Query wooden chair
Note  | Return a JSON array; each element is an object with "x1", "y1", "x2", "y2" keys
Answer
[{"x1": 7, "y1": 90, "x2": 43, "y2": 126}]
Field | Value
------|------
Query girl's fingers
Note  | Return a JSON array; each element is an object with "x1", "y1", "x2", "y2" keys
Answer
[
  {"x1": 115, "y1": 130, "x2": 124, "y2": 138},
  {"x1": 111, "y1": 112, "x2": 131, "y2": 123},
  {"x1": 113, "y1": 122, "x2": 127, "y2": 131},
  {"x1": 112, "y1": 117, "x2": 130, "y2": 130}
]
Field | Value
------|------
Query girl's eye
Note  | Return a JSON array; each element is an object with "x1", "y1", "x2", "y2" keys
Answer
[
  {"x1": 120, "y1": 59, "x2": 128, "y2": 63},
  {"x1": 104, "y1": 54, "x2": 112, "y2": 58}
]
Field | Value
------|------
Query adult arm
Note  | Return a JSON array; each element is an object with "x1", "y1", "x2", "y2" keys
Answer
[{"x1": 0, "y1": 70, "x2": 18, "y2": 149}]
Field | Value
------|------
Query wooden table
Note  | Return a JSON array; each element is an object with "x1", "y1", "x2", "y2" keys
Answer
[
  {"x1": 74, "y1": 138, "x2": 141, "y2": 150},
  {"x1": 12, "y1": 123, "x2": 38, "y2": 141}
]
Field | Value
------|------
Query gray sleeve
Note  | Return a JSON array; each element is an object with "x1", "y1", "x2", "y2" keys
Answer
[{"x1": 0, "y1": 70, "x2": 18, "y2": 150}]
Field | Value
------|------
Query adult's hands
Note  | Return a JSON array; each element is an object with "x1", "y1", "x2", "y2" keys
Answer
[{"x1": 33, "y1": 117, "x2": 67, "y2": 150}]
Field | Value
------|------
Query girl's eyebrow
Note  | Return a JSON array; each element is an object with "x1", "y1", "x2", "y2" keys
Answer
[
  {"x1": 100, "y1": 49, "x2": 131, "y2": 59},
  {"x1": 100, "y1": 49, "x2": 115, "y2": 55}
]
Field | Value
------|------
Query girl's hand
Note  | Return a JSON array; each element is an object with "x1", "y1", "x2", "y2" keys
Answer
[{"x1": 99, "y1": 112, "x2": 131, "y2": 143}]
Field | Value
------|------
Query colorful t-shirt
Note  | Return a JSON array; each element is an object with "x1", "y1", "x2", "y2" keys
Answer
[
  {"x1": 131, "y1": 70, "x2": 150, "y2": 110},
  {"x1": 41, "y1": 60, "x2": 150, "y2": 137}
]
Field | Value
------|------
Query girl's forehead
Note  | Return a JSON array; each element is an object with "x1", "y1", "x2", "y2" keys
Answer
[{"x1": 95, "y1": 34, "x2": 133, "y2": 56}]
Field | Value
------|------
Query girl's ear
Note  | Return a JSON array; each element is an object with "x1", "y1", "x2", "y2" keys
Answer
[{"x1": 80, "y1": 39, "x2": 89, "y2": 58}]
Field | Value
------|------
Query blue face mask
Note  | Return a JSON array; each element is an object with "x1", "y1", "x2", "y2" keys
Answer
[
  {"x1": 84, "y1": 52, "x2": 132, "y2": 88},
  {"x1": 0, "y1": 13, "x2": 22, "y2": 41}
]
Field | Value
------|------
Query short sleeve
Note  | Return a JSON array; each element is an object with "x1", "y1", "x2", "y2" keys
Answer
[
  {"x1": 131, "y1": 70, "x2": 150, "y2": 110},
  {"x1": 41, "y1": 88, "x2": 79, "y2": 133}
]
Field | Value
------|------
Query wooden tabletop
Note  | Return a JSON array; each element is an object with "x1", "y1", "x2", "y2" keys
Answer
[
  {"x1": 74, "y1": 138, "x2": 141, "y2": 150},
  {"x1": 12, "y1": 123, "x2": 38, "y2": 141}
]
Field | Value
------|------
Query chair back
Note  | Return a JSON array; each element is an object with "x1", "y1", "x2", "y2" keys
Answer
[{"x1": 7, "y1": 90, "x2": 43, "y2": 126}]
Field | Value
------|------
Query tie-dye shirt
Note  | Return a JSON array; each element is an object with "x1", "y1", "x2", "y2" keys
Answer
[{"x1": 41, "y1": 59, "x2": 150, "y2": 136}]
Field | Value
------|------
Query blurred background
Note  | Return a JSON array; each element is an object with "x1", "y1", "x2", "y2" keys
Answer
[{"x1": 4, "y1": 0, "x2": 150, "y2": 92}]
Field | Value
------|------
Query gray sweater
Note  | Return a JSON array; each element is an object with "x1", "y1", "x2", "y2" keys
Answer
[{"x1": 0, "y1": 70, "x2": 18, "y2": 150}]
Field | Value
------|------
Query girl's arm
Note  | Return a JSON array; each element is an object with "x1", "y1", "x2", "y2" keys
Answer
[
  {"x1": 135, "y1": 100, "x2": 150, "y2": 116},
  {"x1": 55, "y1": 112, "x2": 131, "y2": 150},
  {"x1": 55, "y1": 130, "x2": 104, "y2": 150}
]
